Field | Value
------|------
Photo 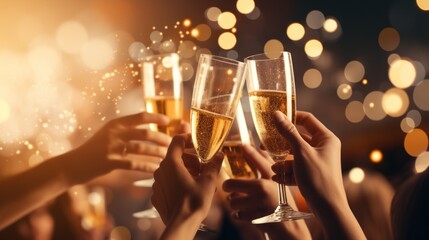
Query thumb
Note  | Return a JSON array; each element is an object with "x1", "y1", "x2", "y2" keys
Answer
[{"x1": 273, "y1": 111, "x2": 304, "y2": 151}]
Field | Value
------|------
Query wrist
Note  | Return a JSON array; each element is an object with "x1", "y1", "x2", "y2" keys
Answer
[{"x1": 311, "y1": 193, "x2": 365, "y2": 240}]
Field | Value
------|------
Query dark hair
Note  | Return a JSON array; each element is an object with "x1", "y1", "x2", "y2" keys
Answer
[{"x1": 391, "y1": 168, "x2": 429, "y2": 240}]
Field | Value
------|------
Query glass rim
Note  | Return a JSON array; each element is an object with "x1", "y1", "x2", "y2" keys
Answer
[
  {"x1": 199, "y1": 53, "x2": 246, "y2": 66},
  {"x1": 140, "y1": 52, "x2": 180, "y2": 62},
  {"x1": 244, "y1": 51, "x2": 291, "y2": 62}
]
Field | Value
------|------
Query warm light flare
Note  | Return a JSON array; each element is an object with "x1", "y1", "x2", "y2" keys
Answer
[
  {"x1": 404, "y1": 128, "x2": 428, "y2": 157},
  {"x1": 236, "y1": 0, "x2": 255, "y2": 14},
  {"x1": 388, "y1": 59, "x2": 416, "y2": 89},
  {"x1": 382, "y1": 88, "x2": 409, "y2": 117},
  {"x1": 363, "y1": 91, "x2": 386, "y2": 121},
  {"x1": 81, "y1": 39, "x2": 114, "y2": 70},
  {"x1": 349, "y1": 167, "x2": 365, "y2": 183},
  {"x1": 416, "y1": 0, "x2": 429, "y2": 11},
  {"x1": 323, "y1": 18, "x2": 338, "y2": 33},
  {"x1": 0, "y1": 99, "x2": 11, "y2": 124},
  {"x1": 56, "y1": 21, "x2": 88, "y2": 55},
  {"x1": 415, "y1": 151, "x2": 429, "y2": 173},
  {"x1": 218, "y1": 12, "x2": 237, "y2": 29},
  {"x1": 370, "y1": 149, "x2": 383, "y2": 163},
  {"x1": 286, "y1": 23, "x2": 305, "y2": 41},
  {"x1": 304, "y1": 39, "x2": 323, "y2": 59},
  {"x1": 218, "y1": 32, "x2": 237, "y2": 50}
]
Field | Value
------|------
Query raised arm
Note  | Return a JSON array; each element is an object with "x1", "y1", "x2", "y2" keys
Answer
[
  {"x1": 0, "y1": 112, "x2": 172, "y2": 229},
  {"x1": 271, "y1": 111, "x2": 366, "y2": 240}
]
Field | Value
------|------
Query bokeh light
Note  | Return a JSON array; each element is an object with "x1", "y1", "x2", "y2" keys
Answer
[
  {"x1": 0, "y1": 99, "x2": 10, "y2": 124},
  {"x1": 388, "y1": 59, "x2": 416, "y2": 89},
  {"x1": 337, "y1": 83, "x2": 352, "y2": 100},
  {"x1": 400, "y1": 117, "x2": 415, "y2": 133},
  {"x1": 80, "y1": 39, "x2": 114, "y2": 70},
  {"x1": 306, "y1": 10, "x2": 325, "y2": 29},
  {"x1": 27, "y1": 45, "x2": 62, "y2": 79},
  {"x1": 382, "y1": 88, "x2": 409, "y2": 117},
  {"x1": 304, "y1": 39, "x2": 323, "y2": 59},
  {"x1": 378, "y1": 27, "x2": 400, "y2": 51},
  {"x1": 286, "y1": 23, "x2": 305, "y2": 41},
  {"x1": 407, "y1": 109, "x2": 422, "y2": 126},
  {"x1": 404, "y1": 128, "x2": 428, "y2": 157},
  {"x1": 416, "y1": 0, "x2": 429, "y2": 11},
  {"x1": 363, "y1": 91, "x2": 386, "y2": 121},
  {"x1": 345, "y1": 101, "x2": 365, "y2": 123},
  {"x1": 183, "y1": 19, "x2": 192, "y2": 27},
  {"x1": 149, "y1": 31, "x2": 163, "y2": 44},
  {"x1": 206, "y1": 7, "x2": 221, "y2": 21},
  {"x1": 110, "y1": 226, "x2": 131, "y2": 240},
  {"x1": 413, "y1": 79, "x2": 429, "y2": 111},
  {"x1": 218, "y1": 11, "x2": 237, "y2": 29},
  {"x1": 191, "y1": 24, "x2": 212, "y2": 41},
  {"x1": 415, "y1": 151, "x2": 429, "y2": 173},
  {"x1": 348, "y1": 167, "x2": 365, "y2": 183},
  {"x1": 263, "y1": 39, "x2": 284, "y2": 59},
  {"x1": 178, "y1": 40, "x2": 197, "y2": 58},
  {"x1": 56, "y1": 21, "x2": 88, "y2": 55},
  {"x1": 236, "y1": 0, "x2": 255, "y2": 14},
  {"x1": 303, "y1": 68, "x2": 322, "y2": 88},
  {"x1": 370, "y1": 149, "x2": 383, "y2": 163},
  {"x1": 218, "y1": 32, "x2": 237, "y2": 50},
  {"x1": 344, "y1": 60, "x2": 365, "y2": 83},
  {"x1": 246, "y1": 6, "x2": 261, "y2": 20},
  {"x1": 180, "y1": 62, "x2": 195, "y2": 81},
  {"x1": 323, "y1": 17, "x2": 338, "y2": 33}
]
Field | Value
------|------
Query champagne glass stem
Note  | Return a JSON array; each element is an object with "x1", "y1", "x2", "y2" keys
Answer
[{"x1": 278, "y1": 182, "x2": 288, "y2": 206}]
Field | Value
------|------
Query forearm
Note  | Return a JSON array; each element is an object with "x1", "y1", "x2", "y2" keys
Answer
[
  {"x1": 313, "y1": 197, "x2": 366, "y2": 240},
  {"x1": 0, "y1": 152, "x2": 75, "y2": 229}
]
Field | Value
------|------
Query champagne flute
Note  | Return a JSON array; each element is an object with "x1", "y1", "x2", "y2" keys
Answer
[
  {"x1": 221, "y1": 101, "x2": 257, "y2": 179},
  {"x1": 133, "y1": 53, "x2": 183, "y2": 219},
  {"x1": 245, "y1": 51, "x2": 312, "y2": 224},
  {"x1": 191, "y1": 54, "x2": 247, "y2": 231}
]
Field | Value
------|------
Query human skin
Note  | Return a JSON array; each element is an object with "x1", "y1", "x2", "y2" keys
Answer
[
  {"x1": 271, "y1": 111, "x2": 366, "y2": 240},
  {"x1": 0, "y1": 112, "x2": 172, "y2": 230}
]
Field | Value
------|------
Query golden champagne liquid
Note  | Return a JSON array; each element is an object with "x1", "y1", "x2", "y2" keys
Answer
[
  {"x1": 222, "y1": 141, "x2": 257, "y2": 179},
  {"x1": 145, "y1": 97, "x2": 183, "y2": 136},
  {"x1": 248, "y1": 90, "x2": 296, "y2": 160},
  {"x1": 191, "y1": 107, "x2": 233, "y2": 162}
]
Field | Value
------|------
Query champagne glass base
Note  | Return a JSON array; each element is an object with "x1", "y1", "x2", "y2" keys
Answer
[
  {"x1": 133, "y1": 207, "x2": 159, "y2": 219},
  {"x1": 252, "y1": 204, "x2": 313, "y2": 224}
]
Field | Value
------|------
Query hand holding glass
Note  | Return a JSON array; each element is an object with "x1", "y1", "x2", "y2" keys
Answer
[
  {"x1": 133, "y1": 53, "x2": 183, "y2": 219},
  {"x1": 245, "y1": 52, "x2": 312, "y2": 223},
  {"x1": 190, "y1": 54, "x2": 246, "y2": 232}
]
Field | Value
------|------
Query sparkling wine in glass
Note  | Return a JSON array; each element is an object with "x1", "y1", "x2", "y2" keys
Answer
[
  {"x1": 245, "y1": 51, "x2": 312, "y2": 224},
  {"x1": 133, "y1": 53, "x2": 183, "y2": 219},
  {"x1": 221, "y1": 101, "x2": 257, "y2": 179},
  {"x1": 191, "y1": 54, "x2": 247, "y2": 231}
]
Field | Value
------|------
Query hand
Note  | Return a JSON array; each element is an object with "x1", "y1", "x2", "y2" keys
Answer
[
  {"x1": 151, "y1": 133, "x2": 224, "y2": 239},
  {"x1": 65, "y1": 112, "x2": 172, "y2": 185},
  {"x1": 271, "y1": 111, "x2": 344, "y2": 208},
  {"x1": 272, "y1": 111, "x2": 366, "y2": 240},
  {"x1": 223, "y1": 145, "x2": 311, "y2": 240}
]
